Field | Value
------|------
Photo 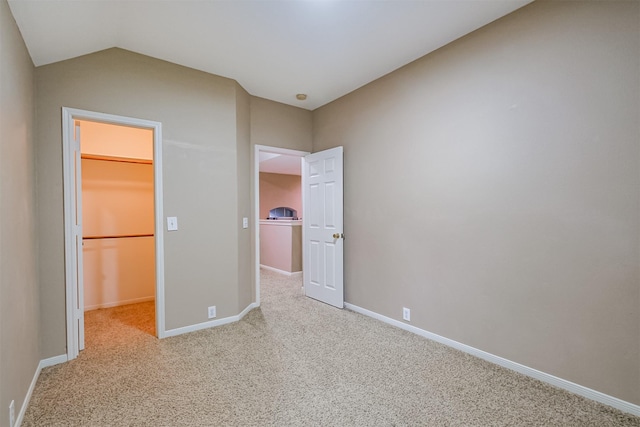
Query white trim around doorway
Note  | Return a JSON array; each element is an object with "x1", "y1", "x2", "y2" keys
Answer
[{"x1": 62, "y1": 107, "x2": 166, "y2": 361}]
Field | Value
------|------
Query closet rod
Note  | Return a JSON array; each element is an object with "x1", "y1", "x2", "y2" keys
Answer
[
  {"x1": 81, "y1": 155, "x2": 152, "y2": 165},
  {"x1": 83, "y1": 233, "x2": 154, "y2": 240}
]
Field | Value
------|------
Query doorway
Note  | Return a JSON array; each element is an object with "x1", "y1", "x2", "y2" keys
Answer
[
  {"x1": 254, "y1": 145, "x2": 309, "y2": 305},
  {"x1": 255, "y1": 145, "x2": 345, "y2": 309},
  {"x1": 62, "y1": 108, "x2": 166, "y2": 361},
  {"x1": 80, "y1": 119, "x2": 155, "y2": 342}
]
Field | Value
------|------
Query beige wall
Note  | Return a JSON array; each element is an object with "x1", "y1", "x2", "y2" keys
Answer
[
  {"x1": 250, "y1": 97, "x2": 312, "y2": 152},
  {"x1": 314, "y1": 0, "x2": 640, "y2": 405},
  {"x1": 259, "y1": 172, "x2": 302, "y2": 219},
  {"x1": 0, "y1": 0, "x2": 40, "y2": 421},
  {"x1": 35, "y1": 48, "x2": 247, "y2": 355},
  {"x1": 236, "y1": 84, "x2": 253, "y2": 310}
]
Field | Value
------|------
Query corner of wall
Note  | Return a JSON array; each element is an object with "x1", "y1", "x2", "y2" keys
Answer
[{"x1": 236, "y1": 83, "x2": 253, "y2": 311}]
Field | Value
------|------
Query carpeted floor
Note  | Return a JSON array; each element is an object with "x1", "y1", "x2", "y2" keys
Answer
[{"x1": 23, "y1": 270, "x2": 640, "y2": 426}]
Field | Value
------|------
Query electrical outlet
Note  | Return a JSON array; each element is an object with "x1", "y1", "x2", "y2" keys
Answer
[
  {"x1": 402, "y1": 307, "x2": 411, "y2": 322},
  {"x1": 9, "y1": 400, "x2": 15, "y2": 427},
  {"x1": 208, "y1": 306, "x2": 216, "y2": 319}
]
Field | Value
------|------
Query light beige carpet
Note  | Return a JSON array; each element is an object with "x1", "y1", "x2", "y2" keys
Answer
[{"x1": 23, "y1": 270, "x2": 640, "y2": 426}]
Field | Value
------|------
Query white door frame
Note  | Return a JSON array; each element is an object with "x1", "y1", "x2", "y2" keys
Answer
[
  {"x1": 253, "y1": 145, "x2": 309, "y2": 305},
  {"x1": 62, "y1": 107, "x2": 166, "y2": 361}
]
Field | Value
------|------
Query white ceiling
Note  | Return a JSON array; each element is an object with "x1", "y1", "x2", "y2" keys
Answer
[
  {"x1": 259, "y1": 153, "x2": 301, "y2": 176},
  {"x1": 8, "y1": 0, "x2": 532, "y2": 110}
]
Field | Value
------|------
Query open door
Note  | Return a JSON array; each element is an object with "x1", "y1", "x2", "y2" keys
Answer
[
  {"x1": 302, "y1": 146, "x2": 344, "y2": 308},
  {"x1": 74, "y1": 123, "x2": 85, "y2": 351}
]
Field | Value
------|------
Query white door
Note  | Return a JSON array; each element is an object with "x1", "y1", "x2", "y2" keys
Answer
[
  {"x1": 302, "y1": 146, "x2": 344, "y2": 308},
  {"x1": 72, "y1": 122, "x2": 85, "y2": 351}
]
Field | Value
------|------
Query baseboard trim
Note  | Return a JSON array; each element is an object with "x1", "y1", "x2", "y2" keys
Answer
[
  {"x1": 85, "y1": 296, "x2": 155, "y2": 311},
  {"x1": 163, "y1": 302, "x2": 259, "y2": 338},
  {"x1": 40, "y1": 354, "x2": 68, "y2": 368},
  {"x1": 16, "y1": 354, "x2": 68, "y2": 427},
  {"x1": 238, "y1": 301, "x2": 259, "y2": 318},
  {"x1": 344, "y1": 302, "x2": 640, "y2": 417},
  {"x1": 260, "y1": 264, "x2": 302, "y2": 277}
]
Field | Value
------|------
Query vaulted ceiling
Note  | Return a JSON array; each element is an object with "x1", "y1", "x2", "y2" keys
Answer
[{"x1": 8, "y1": 0, "x2": 532, "y2": 110}]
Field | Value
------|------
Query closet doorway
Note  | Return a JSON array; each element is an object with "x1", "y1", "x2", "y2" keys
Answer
[
  {"x1": 80, "y1": 120, "x2": 156, "y2": 343},
  {"x1": 62, "y1": 108, "x2": 165, "y2": 360}
]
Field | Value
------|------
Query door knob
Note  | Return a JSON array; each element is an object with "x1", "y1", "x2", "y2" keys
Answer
[{"x1": 332, "y1": 233, "x2": 344, "y2": 239}]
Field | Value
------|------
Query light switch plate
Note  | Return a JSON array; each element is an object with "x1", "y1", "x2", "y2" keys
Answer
[
  {"x1": 242, "y1": 217, "x2": 249, "y2": 229},
  {"x1": 167, "y1": 217, "x2": 178, "y2": 231}
]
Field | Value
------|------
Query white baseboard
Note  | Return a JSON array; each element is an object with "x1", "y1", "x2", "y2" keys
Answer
[
  {"x1": 238, "y1": 301, "x2": 259, "y2": 318},
  {"x1": 16, "y1": 354, "x2": 67, "y2": 427},
  {"x1": 260, "y1": 264, "x2": 302, "y2": 277},
  {"x1": 85, "y1": 296, "x2": 155, "y2": 311},
  {"x1": 39, "y1": 354, "x2": 68, "y2": 368},
  {"x1": 164, "y1": 302, "x2": 259, "y2": 338},
  {"x1": 344, "y1": 302, "x2": 640, "y2": 417}
]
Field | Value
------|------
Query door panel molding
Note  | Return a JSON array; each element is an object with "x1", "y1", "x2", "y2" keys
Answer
[{"x1": 302, "y1": 146, "x2": 344, "y2": 308}]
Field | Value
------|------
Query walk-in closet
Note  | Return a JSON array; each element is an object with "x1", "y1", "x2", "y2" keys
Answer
[{"x1": 80, "y1": 120, "x2": 156, "y2": 338}]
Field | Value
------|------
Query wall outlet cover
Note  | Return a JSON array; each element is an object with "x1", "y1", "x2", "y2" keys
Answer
[
  {"x1": 167, "y1": 216, "x2": 178, "y2": 231},
  {"x1": 208, "y1": 306, "x2": 216, "y2": 319},
  {"x1": 402, "y1": 307, "x2": 411, "y2": 322}
]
